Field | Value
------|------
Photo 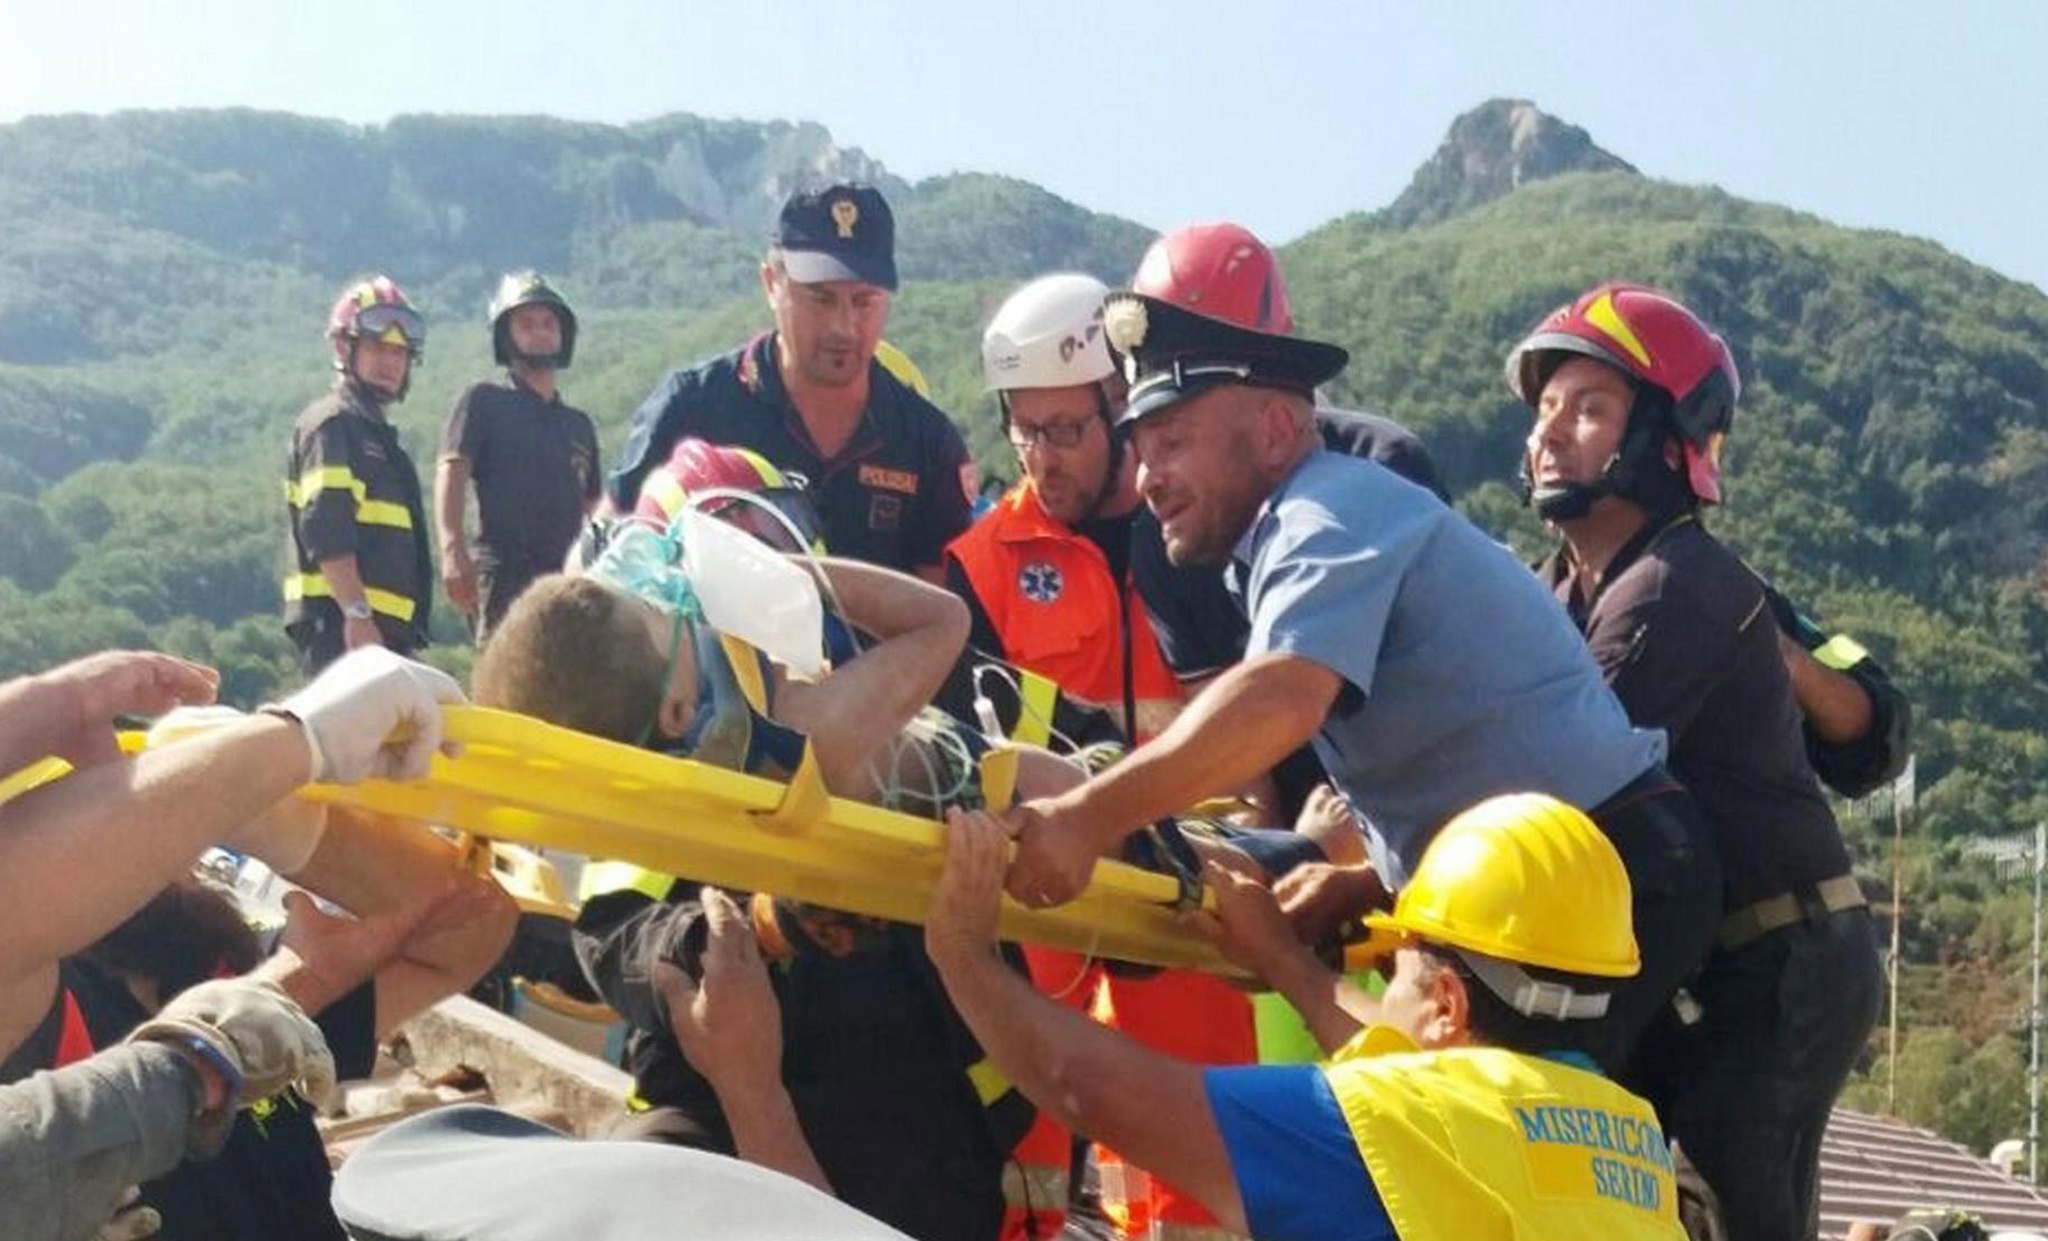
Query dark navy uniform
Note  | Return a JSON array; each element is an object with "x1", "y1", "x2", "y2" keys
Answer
[
  {"x1": 283, "y1": 380, "x2": 432, "y2": 673},
  {"x1": 608, "y1": 332, "x2": 971, "y2": 574},
  {"x1": 1542, "y1": 513, "x2": 1883, "y2": 1241},
  {"x1": 441, "y1": 373, "x2": 600, "y2": 633}
]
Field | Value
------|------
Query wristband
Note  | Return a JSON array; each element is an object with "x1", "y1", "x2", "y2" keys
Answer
[{"x1": 163, "y1": 1031, "x2": 245, "y2": 1115}]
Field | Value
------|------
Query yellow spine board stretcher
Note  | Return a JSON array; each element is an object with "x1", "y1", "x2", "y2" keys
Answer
[{"x1": 280, "y1": 705, "x2": 1245, "y2": 977}]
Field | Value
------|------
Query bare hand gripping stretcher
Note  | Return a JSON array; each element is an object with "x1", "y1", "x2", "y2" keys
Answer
[{"x1": 264, "y1": 704, "x2": 1243, "y2": 977}]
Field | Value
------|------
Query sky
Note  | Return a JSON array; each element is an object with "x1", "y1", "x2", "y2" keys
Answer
[{"x1": 3, "y1": 1, "x2": 2044, "y2": 292}]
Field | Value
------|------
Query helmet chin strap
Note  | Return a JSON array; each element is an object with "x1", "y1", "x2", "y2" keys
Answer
[{"x1": 1524, "y1": 385, "x2": 1690, "y2": 523}]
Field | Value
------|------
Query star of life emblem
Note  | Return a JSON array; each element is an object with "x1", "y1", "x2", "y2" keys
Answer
[{"x1": 1019, "y1": 562, "x2": 1064, "y2": 604}]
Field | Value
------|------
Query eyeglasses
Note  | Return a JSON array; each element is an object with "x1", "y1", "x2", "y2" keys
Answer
[{"x1": 1007, "y1": 419, "x2": 1094, "y2": 452}]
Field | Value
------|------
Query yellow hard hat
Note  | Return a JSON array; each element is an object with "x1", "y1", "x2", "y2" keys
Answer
[
  {"x1": 874, "y1": 339, "x2": 931, "y2": 397},
  {"x1": 1360, "y1": 793, "x2": 1639, "y2": 979}
]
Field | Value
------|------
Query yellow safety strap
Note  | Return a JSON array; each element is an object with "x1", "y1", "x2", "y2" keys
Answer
[
  {"x1": 1011, "y1": 670, "x2": 1059, "y2": 748},
  {"x1": 282, "y1": 575, "x2": 418, "y2": 623},
  {"x1": 719, "y1": 633, "x2": 772, "y2": 714},
  {"x1": 1813, "y1": 634, "x2": 1871, "y2": 672},
  {"x1": 578, "y1": 859, "x2": 676, "y2": 905}
]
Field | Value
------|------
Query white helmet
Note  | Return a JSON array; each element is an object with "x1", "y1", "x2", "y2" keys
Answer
[{"x1": 981, "y1": 273, "x2": 1116, "y2": 393}]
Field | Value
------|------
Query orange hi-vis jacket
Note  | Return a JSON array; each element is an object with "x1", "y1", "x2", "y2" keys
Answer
[
  {"x1": 951, "y1": 480, "x2": 1252, "y2": 1241},
  {"x1": 946, "y1": 481, "x2": 1182, "y2": 742}
]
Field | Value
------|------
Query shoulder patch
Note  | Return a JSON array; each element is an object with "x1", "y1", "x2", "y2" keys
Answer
[
  {"x1": 858, "y1": 464, "x2": 920, "y2": 496},
  {"x1": 1019, "y1": 562, "x2": 1064, "y2": 604}
]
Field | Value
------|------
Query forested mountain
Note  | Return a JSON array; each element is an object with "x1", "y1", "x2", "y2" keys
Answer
[{"x1": 1, "y1": 98, "x2": 2044, "y2": 1152}]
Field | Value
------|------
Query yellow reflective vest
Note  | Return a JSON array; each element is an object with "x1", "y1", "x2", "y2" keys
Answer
[{"x1": 1321, "y1": 1027, "x2": 1682, "y2": 1241}]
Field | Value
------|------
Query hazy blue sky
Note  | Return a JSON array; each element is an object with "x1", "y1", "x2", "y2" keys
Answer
[{"x1": 4, "y1": 1, "x2": 2043, "y2": 291}]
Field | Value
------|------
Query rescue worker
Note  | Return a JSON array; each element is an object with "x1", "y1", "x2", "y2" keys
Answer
[
  {"x1": 283, "y1": 275, "x2": 434, "y2": 676},
  {"x1": 606, "y1": 183, "x2": 973, "y2": 582},
  {"x1": 436, "y1": 272, "x2": 600, "y2": 641},
  {"x1": 999, "y1": 282, "x2": 1723, "y2": 1096},
  {"x1": 0, "y1": 644, "x2": 513, "y2": 1241},
  {"x1": 946, "y1": 272, "x2": 1254, "y2": 1241},
  {"x1": 0, "y1": 977, "x2": 334, "y2": 1241},
  {"x1": 928, "y1": 792, "x2": 1688, "y2": 1241},
  {"x1": 1123, "y1": 223, "x2": 1447, "y2": 828},
  {"x1": 1761, "y1": 580, "x2": 1913, "y2": 800},
  {"x1": 1511, "y1": 282, "x2": 1885, "y2": 1241}
]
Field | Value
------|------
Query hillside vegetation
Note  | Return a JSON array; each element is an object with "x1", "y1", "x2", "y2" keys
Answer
[{"x1": 1, "y1": 101, "x2": 2043, "y2": 1154}]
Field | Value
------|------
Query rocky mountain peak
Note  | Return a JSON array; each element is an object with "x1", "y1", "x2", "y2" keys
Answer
[{"x1": 1382, "y1": 98, "x2": 1636, "y2": 228}]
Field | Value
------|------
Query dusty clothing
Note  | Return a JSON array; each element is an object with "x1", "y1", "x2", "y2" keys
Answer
[
  {"x1": 2, "y1": 958, "x2": 376, "y2": 1241},
  {"x1": 0, "y1": 1041, "x2": 201, "y2": 1241}
]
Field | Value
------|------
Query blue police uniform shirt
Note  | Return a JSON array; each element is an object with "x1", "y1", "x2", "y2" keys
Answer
[{"x1": 1230, "y1": 451, "x2": 1664, "y2": 889}]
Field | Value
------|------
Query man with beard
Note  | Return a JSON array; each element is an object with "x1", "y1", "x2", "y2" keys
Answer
[
  {"x1": 997, "y1": 287, "x2": 1722, "y2": 1107},
  {"x1": 606, "y1": 184, "x2": 973, "y2": 583},
  {"x1": 437, "y1": 272, "x2": 601, "y2": 640},
  {"x1": 0, "y1": 646, "x2": 515, "y2": 1241}
]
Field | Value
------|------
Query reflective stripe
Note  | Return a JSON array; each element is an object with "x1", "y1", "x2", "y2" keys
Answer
[
  {"x1": 282, "y1": 574, "x2": 418, "y2": 623},
  {"x1": 1012, "y1": 671, "x2": 1059, "y2": 748},
  {"x1": 967, "y1": 1057, "x2": 1012, "y2": 1106},
  {"x1": 357, "y1": 500, "x2": 415, "y2": 530},
  {"x1": 1813, "y1": 633, "x2": 1871, "y2": 671},
  {"x1": 286, "y1": 465, "x2": 365, "y2": 509},
  {"x1": 288, "y1": 466, "x2": 411, "y2": 529}
]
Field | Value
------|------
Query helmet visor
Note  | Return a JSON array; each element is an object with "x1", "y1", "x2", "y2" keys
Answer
[{"x1": 354, "y1": 303, "x2": 426, "y2": 349}]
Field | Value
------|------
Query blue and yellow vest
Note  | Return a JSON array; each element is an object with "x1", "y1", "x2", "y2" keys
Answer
[{"x1": 1322, "y1": 1026, "x2": 1683, "y2": 1241}]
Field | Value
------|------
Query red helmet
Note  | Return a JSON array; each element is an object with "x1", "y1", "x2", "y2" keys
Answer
[
  {"x1": 635, "y1": 438, "x2": 822, "y2": 553},
  {"x1": 1129, "y1": 222, "x2": 1295, "y2": 335},
  {"x1": 1506, "y1": 283, "x2": 1739, "y2": 506},
  {"x1": 327, "y1": 274, "x2": 425, "y2": 399}
]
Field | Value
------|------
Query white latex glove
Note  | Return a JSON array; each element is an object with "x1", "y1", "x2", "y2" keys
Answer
[{"x1": 269, "y1": 647, "x2": 466, "y2": 784}]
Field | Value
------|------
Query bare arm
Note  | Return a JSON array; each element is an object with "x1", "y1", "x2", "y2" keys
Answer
[
  {"x1": 0, "y1": 717, "x2": 311, "y2": 1054},
  {"x1": 1778, "y1": 630, "x2": 1874, "y2": 745},
  {"x1": 928, "y1": 808, "x2": 1246, "y2": 1230},
  {"x1": 318, "y1": 554, "x2": 387, "y2": 650},
  {"x1": 654, "y1": 890, "x2": 831, "y2": 1194},
  {"x1": 288, "y1": 810, "x2": 516, "y2": 1036},
  {"x1": 1006, "y1": 652, "x2": 1340, "y2": 905},
  {"x1": 1058, "y1": 653, "x2": 1334, "y2": 845},
  {"x1": 435, "y1": 457, "x2": 480, "y2": 618},
  {"x1": 773, "y1": 557, "x2": 970, "y2": 796},
  {"x1": 1205, "y1": 866, "x2": 1379, "y2": 1055}
]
